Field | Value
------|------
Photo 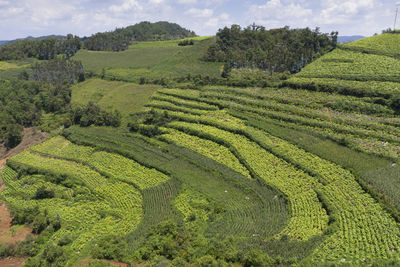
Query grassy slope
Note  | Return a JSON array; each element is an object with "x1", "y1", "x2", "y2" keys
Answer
[
  {"x1": 73, "y1": 36, "x2": 222, "y2": 80},
  {"x1": 343, "y1": 33, "x2": 400, "y2": 58},
  {"x1": 71, "y1": 78, "x2": 161, "y2": 119}
]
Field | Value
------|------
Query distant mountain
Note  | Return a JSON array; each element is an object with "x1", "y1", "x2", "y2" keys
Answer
[
  {"x1": 0, "y1": 35, "x2": 66, "y2": 46},
  {"x1": 338, "y1": 35, "x2": 365, "y2": 44}
]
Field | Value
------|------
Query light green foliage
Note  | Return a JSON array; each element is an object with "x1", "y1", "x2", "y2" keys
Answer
[
  {"x1": 1, "y1": 152, "x2": 143, "y2": 258},
  {"x1": 343, "y1": 33, "x2": 400, "y2": 58},
  {"x1": 161, "y1": 128, "x2": 251, "y2": 178},
  {"x1": 199, "y1": 87, "x2": 400, "y2": 160},
  {"x1": 73, "y1": 37, "x2": 222, "y2": 79},
  {"x1": 168, "y1": 120, "x2": 328, "y2": 240},
  {"x1": 151, "y1": 86, "x2": 400, "y2": 263},
  {"x1": 71, "y1": 78, "x2": 161, "y2": 120},
  {"x1": 297, "y1": 49, "x2": 400, "y2": 82},
  {"x1": 174, "y1": 184, "x2": 212, "y2": 222},
  {"x1": 0, "y1": 61, "x2": 29, "y2": 71},
  {"x1": 286, "y1": 77, "x2": 400, "y2": 98},
  {"x1": 31, "y1": 136, "x2": 170, "y2": 189}
]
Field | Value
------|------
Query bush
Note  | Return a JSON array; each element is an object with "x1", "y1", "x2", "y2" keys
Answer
[
  {"x1": 91, "y1": 234, "x2": 127, "y2": 261},
  {"x1": 34, "y1": 185, "x2": 55, "y2": 200},
  {"x1": 178, "y1": 40, "x2": 194, "y2": 46},
  {"x1": 390, "y1": 95, "x2": 400, "y2": 114},
  {"x1": 4, "y1": 124, "x2": 22, "y2": 148},
  {"x1": 244, "y1": 249, "x2": 273, "y2": 267}
]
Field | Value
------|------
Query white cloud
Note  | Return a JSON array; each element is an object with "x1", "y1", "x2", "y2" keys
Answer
[
  {"x1": 109, "y1": 0, "x2": 142, "y2": 13},
  {"x1": 318, "y1": 0, "x2": 375, "y2": 24},
  {"x1": 175, "y1": 0, "x2": 196, "y2": 4},
  {"x1": 185, "y1": 8, "x2": 213, "y2": 18},
  {"x1": 247, "y1": 0, "x2": 312, "y2": 28}
]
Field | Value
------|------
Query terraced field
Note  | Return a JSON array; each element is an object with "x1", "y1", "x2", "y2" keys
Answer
[
  {"x1": 1, "y1": 33, "x2": 400, "y2": 266},
  {"x1": 141, "y1": 87, "x2": 400, "y2": 264}
]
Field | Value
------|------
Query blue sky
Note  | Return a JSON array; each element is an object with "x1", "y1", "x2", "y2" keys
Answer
[{"x1": 0, "y1": 0, "x2": 399, "y2": 40}]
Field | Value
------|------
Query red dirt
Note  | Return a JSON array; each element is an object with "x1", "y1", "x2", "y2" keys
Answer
[
  {"x1": 104, "y1": 260, "x2": 128, "y2": 266},
  {"x1": 0, "y1": 257, "x2": 26, "y2": 267},
  {"x1": 0, "y1": 128, "x2": 48, "y2": 162}
]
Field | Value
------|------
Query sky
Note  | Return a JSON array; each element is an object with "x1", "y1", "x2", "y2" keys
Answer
[{"x1": 0, "y1": 0, "x2": 399, "y2": 40}]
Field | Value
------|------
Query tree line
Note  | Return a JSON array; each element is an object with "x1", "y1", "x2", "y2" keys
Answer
[
  {"x1": 0, "y1": 34, "x2": 81, "y2": 61},
  {"x1": 84, "y1": 21, "x2": 197, "y2": 51},
  {"x1": 204, "y1": 24, "x2": 338, "y2": 75}
]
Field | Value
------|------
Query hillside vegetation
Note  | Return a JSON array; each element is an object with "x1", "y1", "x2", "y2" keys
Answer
[
  {"x1": 0, "y1": 29, "x2": 400, "y2": 266},
  {"x1": 74, "y1": 36, "x2": 222, "y2": 81},
  {"x1": 83, "y1": 21, "x2": 196, "y2": 52}
]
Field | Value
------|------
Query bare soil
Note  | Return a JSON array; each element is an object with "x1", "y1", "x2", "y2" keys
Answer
[
  {"x1": 0, "y1": 128, "x2": 48, "y2": 164},
  {"x1": 0, "y1": 257, "x2": 26, "y2": 267}
]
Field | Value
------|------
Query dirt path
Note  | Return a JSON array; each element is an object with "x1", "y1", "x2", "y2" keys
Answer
[{"x1": 0, "y1": 128, "x2": 48, "y2": 267}]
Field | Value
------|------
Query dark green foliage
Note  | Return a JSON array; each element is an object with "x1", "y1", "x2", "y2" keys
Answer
[
  {"x1": 178, "y1": 40, "x2": 194, "y2": 46},
  {"x1": 70, "y1": 101, "x2": 121, "y2": 127},
  {"x1": 244, "y1": 249, "x2": 273, "y2": 267},
  {"x1": 0, "y1": 34, "x2": 81, "y2": 60},
  {"x1": 84, "y1": 21, "x2": 196, "y2": 51},
  {"x1": 32, "y1": 57, "x2": 85, "y2": 87},
  {"x1": 91, "y1": 234, "x2": 128, "y2": 261},
  {"x1": 390, "y1": 94, "x2": 400, "y2": 114},
  {"x1": 34, "y1": 185, "x2": 55, "y2": 200},
  {"x1": 9, "y1": 205, "x2": 39, "y2": 225},
  {"x1": 4, "y1": 124, "x2": 23, "y2": 148},
  {"x1": 204, "y1": 25, "x2": 337, "y2": 74}
]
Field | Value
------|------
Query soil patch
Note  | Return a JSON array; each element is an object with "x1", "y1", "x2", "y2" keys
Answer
[
  {"x1": 0, "y1": 203, "x2": 33, "y2": 245},
  {"x1": 0, "y1": 257, "x2": 26, "y2": 267},
  {"x1": 0, "y1": 128, "x2": 48, "y2": 163}
]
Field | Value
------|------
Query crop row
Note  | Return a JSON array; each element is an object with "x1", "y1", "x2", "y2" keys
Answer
[
  {"x1": 160, "y1": 128, "x2": 251, "y2": 178},
  {"x1": 64, "y1": 125, "x2": 290, "y2": 242},
  {"x1": 0, "y1": 166, "x2": 142, "y2": 256},
  {"x1": 174, "y1": 184, "x2": 212, "y2": 222},
  {"x1": 159, "y1": 106, "x2": 400, "y2": 263},
  {"x1": 151, "y1": 93, "x2": 219, "y2": 111},
  {"x1": 8, "y1": 151, "x2": 143, "y2": 210},
  {"x1": 297, "y1": 49, "x2": 400, "y2": 83},
  {"x1": 146, "y1": 100, "x2": 209, "y2": 115},
  {"x1": 31, "y1": 136, "x2": 170, "y2": 190},
  {"x1": 199, "y1": 90, "x2": 400, "y2": 140},
  {"x1": 165, "y1": 87, "x2": 400, "y2": 135},
  {"x1": 160, "y1": 89, "x2": 400, "y2": 160},
  {"x1": 342, "y1": 33, "x2": 400, "y2": 59},
  {"x1": 167, "y1": 120, "x2": 328, "y2": 240},
  {"x1": 284, "y1": 77, "x2": 400, "y2": 99}
]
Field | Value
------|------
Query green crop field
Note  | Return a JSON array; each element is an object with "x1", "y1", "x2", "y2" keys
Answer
[
  {"x1": 73, "y1": 37, "x2": 223, "y2": 81},
  {"x1": 1, "y1": 32, "x2": 400, "y2": 266},
  {"x1": 71, "y1": 78, "x2": 161, "y2": 119},
  {"x1": 342, "y1": 33, "x2": 400, "y2": 58}
]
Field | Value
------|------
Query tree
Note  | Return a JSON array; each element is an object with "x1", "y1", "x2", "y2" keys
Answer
[{"x1": 4, "y1": 124, "x2": 22, "y2": 148}]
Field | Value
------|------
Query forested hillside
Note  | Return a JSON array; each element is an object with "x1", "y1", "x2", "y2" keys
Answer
[
  {"x1": 204, "y1": 25, "x2": 338, "y2": 75},
  {"x1": 83, "y1": 21, "x2": 196, "y2": 51},
  {"x1": 0, "y1": 24, "x2": 399, "y2": 267}
]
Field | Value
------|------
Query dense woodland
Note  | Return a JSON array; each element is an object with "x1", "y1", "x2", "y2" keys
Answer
[
  {"x1": 83, "y1": 21, "x2": 196, "y2": 51},
  {"x1": 0, "y1": 34, "x2": 81, "y2": 60},
  {"x1": 204, "y1": 25, "x2": 338, "y2": 75}
]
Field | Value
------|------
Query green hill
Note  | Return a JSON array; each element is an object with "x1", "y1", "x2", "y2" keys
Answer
[
  {"x1": 285, "y1": 34, "x2": 400, "y2": 113},
  {"x1": 73, "y1": 36, "x2": 222, "y2": 81},
  {"x1": 342, "y1": 33, "x2": 400, "y2": 58},
  {"x1": 1, "y1": 29, "x2": 400, "y2": 267}
]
